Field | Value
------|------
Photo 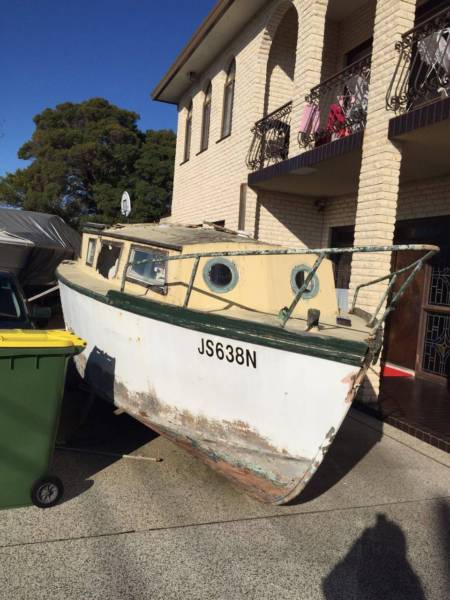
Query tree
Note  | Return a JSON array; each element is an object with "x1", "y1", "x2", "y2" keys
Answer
[
  {"x1": 0, "y1": 98, "x2": 176, "y2": 226},
  {"x1": 132, "y1": 129, "x2": 176, "y2": 221}
]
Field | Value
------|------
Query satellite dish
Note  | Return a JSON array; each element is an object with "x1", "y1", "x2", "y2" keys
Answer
[{"x1": 121, "y1": 191, "x2": 131, "y2": 218}]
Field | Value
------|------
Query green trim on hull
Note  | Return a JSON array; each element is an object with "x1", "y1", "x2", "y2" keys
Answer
[{"x1": 57, "y1": 270, "x2": 368, "y2": 366}]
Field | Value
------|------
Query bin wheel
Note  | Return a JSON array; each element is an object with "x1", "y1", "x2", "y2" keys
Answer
[{"x1": 31, "y1": 476, "x2": 64, "y2": 509}]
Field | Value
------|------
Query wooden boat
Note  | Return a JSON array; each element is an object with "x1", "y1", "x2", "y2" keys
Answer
[{"x1": 56, "y1": 223, "x2": 437, "y2": 504}]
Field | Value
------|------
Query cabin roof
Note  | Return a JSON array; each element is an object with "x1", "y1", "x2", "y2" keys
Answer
[{"x1": 84, "y1": 223, "x2": 260, "y2": 251}]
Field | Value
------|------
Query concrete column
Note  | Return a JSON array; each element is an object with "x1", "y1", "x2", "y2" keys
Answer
[{"x1": 350, "y1": 0, "x2": 417, "y2": 403}]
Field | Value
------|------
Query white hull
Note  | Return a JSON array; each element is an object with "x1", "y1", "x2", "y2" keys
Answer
[{"x1": 59, "y1": 281, "x2": 365, "y2": 503}]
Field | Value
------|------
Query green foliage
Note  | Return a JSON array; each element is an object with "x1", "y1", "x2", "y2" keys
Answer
[{"x1": 0, "y1": 98, "x2": 175, "y2": 226}]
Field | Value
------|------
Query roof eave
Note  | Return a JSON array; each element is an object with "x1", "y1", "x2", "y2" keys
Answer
[{"x1": 151, "y1": 0, "x2": 236, "y2": 104}]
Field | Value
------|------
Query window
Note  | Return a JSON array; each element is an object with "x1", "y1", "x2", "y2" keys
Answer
[
  {"x1": 291, "y1": 265, "x2": 319, "y2": 299},
  {"x1": 126, "y1": 246, "x2": 168, "y2": 293},
  {"x1": 86, "y1": 238, "x2": 97, "y2": 266},
  {"x1": 183, "y1": 102, "x2": 193, "y2": 162},
  {"x1": 345, "y1": 38, "x2": 373, "y2": 67},
  {"x1": 0, "y1": 273, "x2": 26, "y2": 323},
  {"x1": 330, "y1": 226, "x2": 355, "y2": 312},
  {"x1": 96, "y1": 242, "x2": 122, "y2": 280},
  {"x1": 200, "y1": 83, "x2": 212, "y2": 151},
  {"x1": 203, "y1": 258, "x2": 238, "y2": 293},
  {"x1": 221, "y1": 59, "x2": 236, "y2": 138},
  {"x1": 415, "y1": 0, "x2": 449, "y2": 25}
]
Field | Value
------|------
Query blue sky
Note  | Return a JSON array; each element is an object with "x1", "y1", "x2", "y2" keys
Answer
[{"x1": 0, "y1": 0, "x2": 215, "y2": 176}]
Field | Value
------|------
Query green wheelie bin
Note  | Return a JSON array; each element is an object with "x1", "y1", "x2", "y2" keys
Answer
[{"x1": 0, "y1": 330, "x2": 86, "y2": 509}]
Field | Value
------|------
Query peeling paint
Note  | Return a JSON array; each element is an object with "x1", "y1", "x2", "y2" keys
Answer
[
  {"x1": 62, "y1": 281, "x2": 370, "y2": 505},
  {"x1": 112, "y1": 378, "x2": 310, "y2": 503},
  {"x1": 344, "y1": 364, "x2": 368, "y2": 405}
]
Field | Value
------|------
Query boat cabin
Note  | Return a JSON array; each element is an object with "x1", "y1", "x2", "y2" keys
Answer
[{"x1": 69, "y1": 222, "x2": 359, "y2": 332}]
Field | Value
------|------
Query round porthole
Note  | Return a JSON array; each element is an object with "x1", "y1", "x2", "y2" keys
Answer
[
  {"x1": 203, "y1": 258, "x2": 238, "y2": 293},
  {"x1": 291, "y1": 265, "x2": 319, "y2": 299}
]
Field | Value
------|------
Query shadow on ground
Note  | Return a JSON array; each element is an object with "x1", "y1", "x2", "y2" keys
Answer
[
  {"x1": 438, "y1": 498, "x2": 450, "y2": 592},
  {"x1": 293, "y1": 411, "x2": 382, "y2": 505},
  {"x1": 322, "y1": 513, "x2": 426, "y2": 599},
  {"x1": 52, "y1": 361, "x2": 158, "y2": 504}
]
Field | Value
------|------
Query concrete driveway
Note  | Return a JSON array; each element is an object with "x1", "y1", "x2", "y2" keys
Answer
[{"x1": 1, "y1": 402, "x2": 449, "y2": 600}]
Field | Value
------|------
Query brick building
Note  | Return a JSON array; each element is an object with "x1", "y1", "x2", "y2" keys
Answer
[{"x1": 153, "y1": 0, "x2": 450, "y2": 449}]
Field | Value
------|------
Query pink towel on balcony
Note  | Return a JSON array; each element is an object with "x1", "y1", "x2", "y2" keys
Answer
[{"x1": 299, "y1": 104, "x2": 319, "y2": 134}]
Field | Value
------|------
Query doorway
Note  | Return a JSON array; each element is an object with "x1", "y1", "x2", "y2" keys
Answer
[
  {"x1": 380, "y1": 216, "x2": 450, "y2": 452},
  {"x1": 330, "y1": 225, "x2": 355, "y2": 313},
  {"x1": 384, "y1": 216, "x2": 450, "y2": 385}
]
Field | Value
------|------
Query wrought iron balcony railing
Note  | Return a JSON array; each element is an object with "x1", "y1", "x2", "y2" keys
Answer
[
  {"x1": 386, "y1": 6, "x2": 450, "y2": 113},
  {"x1": 298, "y1": 55, "x2": 371, "y2": 149},
  {"x1": 246, "y1": 101, "x2": 292, "y2": 171}
]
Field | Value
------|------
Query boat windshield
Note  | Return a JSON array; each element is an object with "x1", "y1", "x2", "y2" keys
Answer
[{"x1": 0, "y1": 273, "x2": 28, "y2": 326}]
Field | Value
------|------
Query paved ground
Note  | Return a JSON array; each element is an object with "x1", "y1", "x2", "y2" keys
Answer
[{"x1": 1, "y1": 399, "x2": 449, "y2": 600}]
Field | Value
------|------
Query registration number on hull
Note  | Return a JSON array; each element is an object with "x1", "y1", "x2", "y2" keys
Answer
[{"x1": 197, "y1": 338, "x2": 257, "y2": 368}]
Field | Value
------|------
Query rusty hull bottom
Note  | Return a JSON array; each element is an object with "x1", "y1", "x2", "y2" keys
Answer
[
  {"x1": 133, "y1": 412, "x2": 313, "y2": 504},
  {"x1": 75, "y1": 353, "x2": 362, "y2": 505}
]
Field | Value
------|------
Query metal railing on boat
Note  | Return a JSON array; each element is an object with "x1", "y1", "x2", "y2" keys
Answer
[{"x1": 120, "y1": 244, "x2": 439, "y2": 344}]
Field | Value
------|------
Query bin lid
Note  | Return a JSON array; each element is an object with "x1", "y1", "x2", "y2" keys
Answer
[{"x1": 0, "y1": 330, "x2": 86, "y2": 349}]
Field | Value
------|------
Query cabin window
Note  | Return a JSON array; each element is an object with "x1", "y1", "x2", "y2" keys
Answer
[
  {"x1": 291, "y1": 265, "x2": 319, "y2": 299},
  {"x1": 126, "y1": 246, "x2": 168, "y2": 293},
  {"x1": 0, "y1": 274, "x2": 26, "y2": 323},
  {"x1": 203, "y1": 258, "x2": 238, "y2": 293},
  {"x1": 86, "y1": 238, "x2": 97, "y2": 266},
  {"x1": 96, "y1": 242, "x2": 122, "y2": 280}
]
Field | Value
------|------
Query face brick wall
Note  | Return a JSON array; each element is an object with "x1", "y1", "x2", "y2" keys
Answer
[
  {"x1": 318, "y1": 176, "x2": 450, "y2": 248},
  {"x1": 321, "y1": 0, "x2": 376, "y2": 78},
  {"x1": 321, "y1": 195, "x2": 358, "y2": 245},
  {"x1": 397, "y1": 175, "x2": 450, "y2": 220},
  {"x1": 255, "y1": 190, "x2": 323, "y2": 247},
  {"x1": 171, "y1": 0, "x2": 301, "y2": 230},
  {"x1": 265, "y1": 6, "x2": 298, "y2": 114},
  {"x1": 335, "y1": 0, "x2": 376, "y2": 68}
]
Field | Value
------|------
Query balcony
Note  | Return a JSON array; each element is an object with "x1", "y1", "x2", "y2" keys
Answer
[
  {"x1": 386, "y1": 7, "x2": 450, "y2": 184},
  {"x1": 247, "y1": 101, "x2": 292, "y2": 171},
  {"x1": 247, "y1": 57, "x2": 370, "y2": 197},
  {"x1": 298, "y1": 54, "x2": 371, "y2": 150},
  {"x1": 386, "y1": 6, "x2": 450, "y2": 114}
]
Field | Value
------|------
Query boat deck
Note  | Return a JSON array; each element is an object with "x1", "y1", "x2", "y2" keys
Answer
[{"x1": 59, "y1": 261, "x2": 373, "y2": 346}]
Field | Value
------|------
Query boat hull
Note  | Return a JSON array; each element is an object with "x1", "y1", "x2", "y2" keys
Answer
[{"x1": 58, "y1": 280, "x2": 367, "y2": 504}]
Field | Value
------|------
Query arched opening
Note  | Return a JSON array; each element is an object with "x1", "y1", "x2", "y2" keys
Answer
[
  {"x1": 263, "y1": 5, "x2": 298, "y2": 114},
  {"x1": 247, "y1": 4, "x2": 298, "y2": 171},
  {"x1": 298, "y1": 0, "x2": 376, "y2": 149}
]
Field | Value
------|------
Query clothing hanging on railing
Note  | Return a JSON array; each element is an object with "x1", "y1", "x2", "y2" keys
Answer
[
  {"x1": 418, "y1": 28, "x2": 450, "y2": 75},
  {"x1": 298, "y1": 104, "x2": 320, "y2": 135},
  {"x1": 298, "y1": 67, "x2": 370, "y2": 146},
  {"x1": 345, "y1": 74, "x2": 370, "y2": 109},
  {"x1": 327, "y1": 102, "x2": 347, "y2": 141}
]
